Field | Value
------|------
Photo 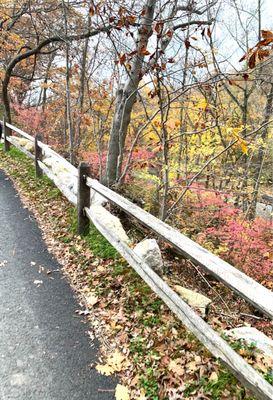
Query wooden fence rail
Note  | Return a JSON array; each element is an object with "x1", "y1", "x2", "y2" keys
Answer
[
  {"x1": 85, "y1": 206, "x2": 273, "y2": 400},
  {"x1": 1, "y1": 120, "x2": 273, "y2": 400},
  {"x1": 86, "y1": 178, "x2": 273, "y2": 320}
]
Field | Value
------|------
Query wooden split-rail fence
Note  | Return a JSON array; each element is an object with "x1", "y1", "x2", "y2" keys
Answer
[{"x1": 1, "y1": 120, "x2": 273, "y2": 400}]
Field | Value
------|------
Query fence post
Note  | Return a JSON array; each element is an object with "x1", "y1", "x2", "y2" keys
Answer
[
  {"x1": 35, "y1": 134, "x2": 43, "y2": 178},
  {"x1": 77, "y1": 162, "x2": 91, "y2": 235},
  {"x1": 3, "y1": 116, "x2": 10, "y2": 152}
]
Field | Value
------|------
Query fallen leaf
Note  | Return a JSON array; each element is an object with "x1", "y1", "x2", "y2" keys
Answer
[
  {"x1": 168, "y1": 359, "x2": 185, "y2": 376},
  {"x1": 95, "y1": 349, "x2": 129, "y2": 377},
  {"x1": 115, "y1": 384, "x2": 130, "y2": 400},
  {"x1": 95, "y1": 364, "x2": 115, "y2": 376},
  {"x1": 136, "y1": 389, "x2": 147, "y2": 400},
  {"x1": 0, "y1": 260, "x2": 7, "y2": 267},
  {"x1": 85, "y1": 293, "x2": 99, "y2": 307},
  {"x1": 186, "y1": 360, "x2": 197, "y2": 372},
  {"x1": 108, "y1": 350, "x2": 127, "y2": 371},
  {"x1": 75, "y1": 309, "x2": 90, "y2": 315},
  {"x1": 209, "y1": 371, "x2": 218, "y2": 382},
  {"x1": 33, "y1": 280, "x2": 43, "y2": 286}
]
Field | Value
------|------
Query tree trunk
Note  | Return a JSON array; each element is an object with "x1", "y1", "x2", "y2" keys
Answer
[
  {"x1": 247, "y1": 83, "x2": 273, "y2": 219},
  {"x1": 1, "y1": 71, "x2": 12, "y2": 138},
  {"x1": 62, "y1": 0, "x2": 75, "y2": 164},
  {"x1": 2, "y1": 73, "x2": 12, "y2": 124},
  {"x1": 75, "y1": 11, "x2": 91, "y2": 149},
  {"x1": 104, "y1": 0, "x2": 157, "y2": 186}
]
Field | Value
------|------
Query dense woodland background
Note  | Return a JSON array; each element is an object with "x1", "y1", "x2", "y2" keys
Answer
[{"x1": 0, "y1": 0, "x2": 272, "y2": 283}]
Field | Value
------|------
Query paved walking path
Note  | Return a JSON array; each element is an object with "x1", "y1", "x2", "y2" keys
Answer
[{"x1": 0, "y1": 170, "x2": 115, "y2": 400}]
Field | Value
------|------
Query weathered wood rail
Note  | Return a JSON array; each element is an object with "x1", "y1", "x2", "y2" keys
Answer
[
  {"x1": 86, "y1": 177, "x2": 273, "y2": 319},
  {"x1": 1, "y1": 121, "x2": 273, "y2": 400}
]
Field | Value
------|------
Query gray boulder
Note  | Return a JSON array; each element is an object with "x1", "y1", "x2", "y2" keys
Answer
[
  {"x1": 134, "y1": 239, "x2": 163, "y2": 275},
  {"x1": 13, "y1": 137, "x2": 34, "y2": 152},
  {"x1": 256, "y1": 202, "x2": 273, "y2": 221},
  {"x1": 174, "y1": 285, "x2": 211, "y2": 317},
  {"x1": 90, "y1": 205, "x2": 131, "y2": 244},
  {"x1": 225, "y1": 327, "x2": 273, "y2": 359}
]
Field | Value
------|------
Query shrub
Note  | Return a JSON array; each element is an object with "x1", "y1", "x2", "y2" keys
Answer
[{"x1": 179, "y1": 187, "x2": 272, "y2": 282}]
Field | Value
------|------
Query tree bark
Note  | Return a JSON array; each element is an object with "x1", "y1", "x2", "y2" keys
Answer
[
  {"x1": 62, "y1": 0, "x2": 75, "y2": 164},
  {"x1": 247, "y1": 83, "x2": 273, "y2": 219},
  {"x1": 104, "y1": 0, "x2": 157, "y2": 185}
]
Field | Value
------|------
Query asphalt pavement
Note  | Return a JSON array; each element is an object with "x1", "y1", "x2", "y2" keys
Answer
[{"x1": 0, "y1": 170, "x2": 116, "y2": 400}]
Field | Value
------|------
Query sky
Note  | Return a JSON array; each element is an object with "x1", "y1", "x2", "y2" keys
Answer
[{"x1": 213, "y1": 0, "x2": 273, "y2": 70}]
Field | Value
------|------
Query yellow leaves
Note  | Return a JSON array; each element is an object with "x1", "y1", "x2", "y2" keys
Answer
[
  {"x1": 209, "y1": 371, "x2": 218, "y2": 382},
  {"x1": 95, "y1": 364, "x2": 115, "y2": 376},
  {"x1": 226, "y1": 125, "x2": 244, "y2": 137},
  {"x1": 146, "y1": 117, "x2": 180, "y2": 132},
  {"x1": 96, "y1": 349, "x2": 129, "y2": 376},
  {"x1": 237, "y1": 137, "x2": 248, "y2": 155},
  {"x1": 96, "y1": 357, "x2": 131, "y2": 399},
  {"x1": 240, "y1": 139, "x2": 248, "y2": 155},
  {"x1": 115, "y1": 384, "x2": 130, "y2": 400},
  {"x1": 226, "y1": 126, "x2": 249, "y2": 154},
  {"x1": 109, "y1": 349, "x2": 127, "y2": 370},
  {"x1": 197, "y1": 99, "x2": 209, "y2": 110},
  {"x1": 110, "y1": 320, "x2": 123, "y2": 331}
]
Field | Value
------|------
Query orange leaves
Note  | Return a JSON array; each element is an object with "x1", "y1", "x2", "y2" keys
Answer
[
  {"x1": 116, "y1": 44, "x2": 151, "y2": 67},
  {"x1": 248, "y1": 52, "x2": 256, "y2": 69},
  {"x1": 109, "y1": 7, "x2": 137, "y2": 29},
  {"x1": 167, "y1": 119, "x2": 180, "y2": 130},
  {"x1": 246, "y1": 48, "x2": 270, "y2": 69},
  {"x1": 89, "y1": 6, "x2": 95, "y2": 16},
  {"x1": 126, "y1": 15, "x2": 136, "y2": 25},
  {"x1": 260, "y1": 30, "x2": 273, "y2": 44},
  {"x1": 257, "y1": 49, "x2": 270, "y2": 61},
  {"x1": 119, "y1": 53, "x2": 126, "y2": 65},
  {"x1": 239, "y1": 30, "x2": 273, "y2": 69},
  {"x1": 153, "y1": 21, "x2": 164, "y2": 36},
  {"x1": 207, "y1": 27, "x2": 212, "y2": 38},
  {"x1": 139, "y1": 46, "x2": 150, "y2": 56}
]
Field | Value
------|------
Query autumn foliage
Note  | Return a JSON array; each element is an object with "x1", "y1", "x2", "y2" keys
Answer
[{"x1": 180, "y1": 188, "x2": 273, "y2": 283}]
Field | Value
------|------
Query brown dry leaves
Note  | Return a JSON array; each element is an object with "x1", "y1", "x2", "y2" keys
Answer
[
  {"x1": 1, "y1": 150, "x2": 272, "y2": 400},
  {"x1": 96, "y1": 349, "x2": 129, "y2": 376}
]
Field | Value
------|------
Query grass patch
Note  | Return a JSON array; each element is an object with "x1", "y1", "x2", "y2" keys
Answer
[
  {"x1": 0, "y1": 144, "x2": 60, "y2": 196},
  {"x1": 85, "y1": 224, "x2": 119, "y2": 259},
  {"x1": 183, "y1": 368, "x2": 256, "y2": 400},
  {"x1": 67, "y1": 207, "x2": 119, "y2": 259}
]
